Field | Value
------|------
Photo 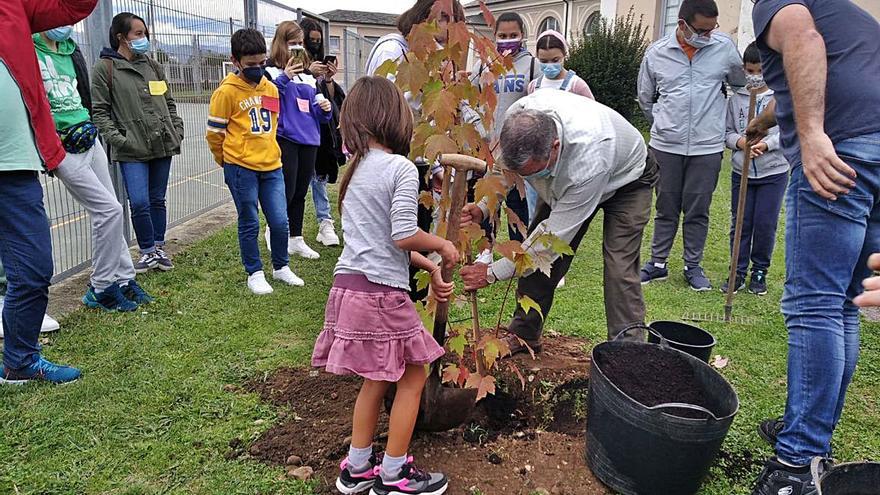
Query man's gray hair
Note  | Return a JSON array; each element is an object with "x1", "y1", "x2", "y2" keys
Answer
[{"x1": 499, "y1": 109, "x2": 558, "y2": 171}]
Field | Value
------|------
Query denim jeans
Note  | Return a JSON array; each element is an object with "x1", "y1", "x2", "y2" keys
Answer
[
  {"x1": 119, "y1": 157, "x2": 173, "y2": 253},
  {"x1": 777, "y1": 131, "x2": 880, "y2": 465},
  {"x1": 0, "y1": 172, "x2": 52, "y2": 370},
  {"x1": 312, "y1": 174, "x2": 332, "y2": 222},
  {"x1": 729, "y1": 171, "x2": 787, "y2": 276},
  {"x1": 223, "y1": 164, "x2": 289, "y2": 275}
]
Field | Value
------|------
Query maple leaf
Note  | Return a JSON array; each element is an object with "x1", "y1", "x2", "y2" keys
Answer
[
  {"x1": 424, "y1": 134, "x2": 458, "y2": 162},
  {"x1": 419, "y1": 190, "x2": 435, "y2": 210},
  {"x1": 518, "y1": 295, "x2": 543, "y2": 320},
  {"x1": 536, "y1": 233, "x2": 574, "y2": 256},
  {"x1": 447, "y1": 332, "x2": 468, "y2": 357},
  {"x1": 506, "y1": 361, "x2": 527, "y2": 390},
  {"x1": 415, "y1": 269, "x2": 432, "y2": 292},
  {"x1": 473, "y1": 174, "x2": 507, "y2": 216},
  {"x1": 478, "y1": 0, "x2": 497, "y2": 30},
  {"x1": 457, "y1": 364, "x2": 471, "y2": 388},
  {"x1": 530, "y1": 251, "x2": 555, "y2": 277},
  {"x1": 479, "y1": 335, "x2": 506, "y2": 369},
  {"x1": 495, "y1": 240, "x2": 524, "y2": 262},
  {"x1": 465, "y1": 372, "x2": 481, "y2": 390},
  {"x1": 442, "y1": 363, "x2": 461, "y2": 385},
  {"x1": 374, "y1": 58, "x2": 399, "y2": 78},
  {"x1": 421, "y1": 87, "x2": 458, "y2": 131},
  {"x1": 513, "y1": 252, "x2": 533, "y2": 276},
  {"x1": 416, "y1": 301, "x2": 434, "y2": 330},
  {"x1": 504, "y1": 206, "x2": 527, "y2": 239},
  {"x1": 397, "y1": 59, "x2": 429, "y2": 93},
  {"x1": 446, "y1": 22, "x2": 471, "y2": 53},
  {"x1": 477, "y1": 375, "x2": 496, "y2": 400},
  {"x1": 430, "y1": 0, "x2": 455, "y2": 23},
  {"x1": 408, "y1": 22, "x2": 440, "y2": 59},
  {"x1": 502, "y1": 170, "x2": 526, "y2": 200}
]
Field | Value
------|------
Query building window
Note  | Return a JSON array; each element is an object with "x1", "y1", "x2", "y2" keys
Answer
[
  {"x1": 365, "y1": 36, "x2": 380, "y2": 43},
  {"x1": 584, "y1": 12, "x2": 601, "y2": 37},
  {"x1": 662, "y1": 0, "x2": 682, "y2": 36},
  {"x1": 539, "y1": 16, "x2": 560, "y2": 33},
  {"x1": 329, "y1": 35, "x2": 341, "y2": 54}
]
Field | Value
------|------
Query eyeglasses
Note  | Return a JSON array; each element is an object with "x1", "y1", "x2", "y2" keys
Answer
[{"x1": 683, "y1": 20, "x2": 719, "y2": 36}]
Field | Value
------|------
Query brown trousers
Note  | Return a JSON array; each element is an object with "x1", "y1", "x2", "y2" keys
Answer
[{"x1": 508, "y1": 154, "x2": 658, "y2": 342}]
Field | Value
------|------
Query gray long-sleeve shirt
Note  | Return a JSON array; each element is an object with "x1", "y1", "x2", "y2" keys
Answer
[
  {"x1": 638, "y1": 31, "x2": 745, "y2": 156},
  {"x1": 335, "y1": 149, "x2": 420, "y2": 290},
  {"x1": 725, "y1": 87, "x2": 789, "y2": 178}
]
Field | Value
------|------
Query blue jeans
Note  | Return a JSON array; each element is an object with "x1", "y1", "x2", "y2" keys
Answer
[
  {"x1": 312, "y1": 174, "x2": 332, "y2": 222},
  {"x1": 729, "y1": 171, "x2": 787, "y2": 276},
  {"x1": 777, "y1": 131, "x2": 880, "y2": 465},
  {"x1": 119, "y1": 157, "x2": 173, "y2": 253},
  {"x1": 223, "y1": 164, "x2": 289, "y2": 275},
  {"x1": 0, "y1": 172, "x2": 53, "y2": 370}
]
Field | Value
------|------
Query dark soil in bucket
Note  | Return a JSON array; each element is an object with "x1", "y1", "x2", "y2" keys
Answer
[
  {"x1": 595, "y1": 344, "x2": 713, "y2": 419},
  {"x1": 236, "y1": 335, "x2": 611, "y2": 494}
]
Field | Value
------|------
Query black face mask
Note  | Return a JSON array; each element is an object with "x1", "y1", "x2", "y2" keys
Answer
[{"x1": 306, "y1": 40, "x2": 322, "y2": 57}]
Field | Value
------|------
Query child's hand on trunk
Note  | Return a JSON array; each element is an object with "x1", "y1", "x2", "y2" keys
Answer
[{"x1": 429, "y1": 267, "x2": 454, "y2": 303}]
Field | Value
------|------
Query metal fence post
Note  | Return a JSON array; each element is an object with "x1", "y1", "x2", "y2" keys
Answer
[
  {"x1": 244, "y1": 0, "x2": 258, "y2": 29},
  {"x1": 83, "y1": 0, "x2": 113, "y2": 64}
]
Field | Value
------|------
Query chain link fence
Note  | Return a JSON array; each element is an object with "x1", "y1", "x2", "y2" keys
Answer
[
  {"x1": 341, "y1": 29, "x2": 376, "y2": 91},
  {"x1": 47, "y1": 0, "x2": 322, "y2": 282}
]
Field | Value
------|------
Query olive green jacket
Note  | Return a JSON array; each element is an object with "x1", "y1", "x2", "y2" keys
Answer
[{"x1": 91, "y1": 48, "x2": 184, "y2": 162}]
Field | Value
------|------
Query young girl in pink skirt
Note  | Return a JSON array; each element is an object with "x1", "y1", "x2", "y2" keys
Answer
[{"x1": 311, "y1": 76, "x2": 459, "y2": 495}]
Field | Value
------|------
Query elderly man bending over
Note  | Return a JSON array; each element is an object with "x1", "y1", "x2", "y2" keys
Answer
[{"x1": 460, "y1": 90, "x2": 657, "y2": 353}]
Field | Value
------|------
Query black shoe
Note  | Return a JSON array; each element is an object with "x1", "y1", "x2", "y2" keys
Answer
[
  {"x1": 122, "y1": 280, "x2": 155, "y2": 305},
  {"x1": 154, "y1": 247, "x2": 174, "y2": 271},
  {"x1": 750, "y1": 270, "x2": 769, "y2": 295},
  {"x1": 751, "y1": 457, "x2": 827, "y2": 495},
  {"x1": 720, "y1": 273, "x2": 747, "y2": 294},
  {"x1": 640, "y1": 262, "x2": 669, "y2": 284},
  {"x1": 133, "y1": 253, "x2": 159, "y2": 273},
  {"x1": 684, "y1": 265, "x2": 712, "y2": 292},
  {"x1": 758, "y1": 417, "x2": 784, "y2": 447},
  {"x1": 371, "y1": 457, "x2": 448, "y2": 495}
]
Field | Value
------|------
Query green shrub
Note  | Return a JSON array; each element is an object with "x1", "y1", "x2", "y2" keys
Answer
[{"x1": 567, "y1": 8, "x2": 650, "y2": 123}]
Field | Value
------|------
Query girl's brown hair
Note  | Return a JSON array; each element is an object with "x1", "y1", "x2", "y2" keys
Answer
[
  {"x1": 269, "y1": 21, "x2": 308, "y2": 68},
  {"x1": 396, "y1": 0, "x2": 466, "y2": 37},
  {"x1": 338, "y1": 76, "x2": 414, "y2": 210}
]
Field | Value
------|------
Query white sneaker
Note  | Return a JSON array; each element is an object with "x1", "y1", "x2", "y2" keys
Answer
[
  {"x1": 247, "y1": 271, "x2": 274, "y2": 295},
  {"x1": 272, "y1": 266, "x2": 304, "y2": 286},
  {"x1": 557, "y1": 277, "x2": 566, "y2": 288},
  {"x1": 288, "y1": 236, "x2": 320, "y2": 259},
  {"x1": 316, "y1": 219, "x2": 340, "y2": 246},
  {"x1": 476, "y1": 248, "x2": 493, "y2": 265},
  {"x1": 41, "y1": 314, "x2": 60, "y2": 333},
  {"x1": 264, "y1": 227, "x2": 272, "y2": 252}
]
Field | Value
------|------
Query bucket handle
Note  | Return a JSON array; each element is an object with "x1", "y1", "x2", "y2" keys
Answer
[
  {"x1": 613, "y1": 323, "x2": 662, "y2": 344},
  {"x1": 647, "y1": 402, "x2": 720, "y2": 421},
  {"x1": 646, "y1": 327, "x2": 671, "y2": 348}
]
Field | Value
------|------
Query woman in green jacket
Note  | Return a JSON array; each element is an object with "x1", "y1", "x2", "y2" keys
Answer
[{"x1": 91, "y1": 12, "x2": 184, "y2": 273}]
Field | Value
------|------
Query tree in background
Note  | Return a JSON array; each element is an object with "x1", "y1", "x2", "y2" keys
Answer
[{"x1": 567, "y1": 8, "x2": 649, "y2": 123}]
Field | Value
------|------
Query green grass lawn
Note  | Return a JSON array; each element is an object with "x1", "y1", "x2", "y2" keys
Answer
[{"x1": 1, "y1": 157, "x2": 878, "y2": 494}]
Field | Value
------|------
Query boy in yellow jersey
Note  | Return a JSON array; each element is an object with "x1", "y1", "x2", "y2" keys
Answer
[{"x1": 207, "y1": 28, "x2": 304, "y2": 294}]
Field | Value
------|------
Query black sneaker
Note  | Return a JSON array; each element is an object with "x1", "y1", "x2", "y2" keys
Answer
[
  {"x1": 121, "y1": 280, "x2": 155, "y2": 305},
  {"x1": 758, "y1": 417, "x2": 785, "y2": 447},
  {"x1": 684, "y1": 266, "x2": 712, "y2": 292},
  {"x1": 336, "y1": 452, "x2": 382, "y2": 494},
  {"x1": 134, "y1": 253, "x2": 159, "y2": 273},
  {"x1": 751, "y1": 457, "x2": 827, "y2": 495},
  {"x1": 371, "y1": 457, "x2": 448, "y2": 495},
  {"x1": 82, "y1": 283, "x2": 138, "y2": 312},
  {"x1": 720, "y1": 273, "x2": 747, "y2": 294},
  {"x1": 154, "y1": 247, "x2": 174, "y2": 271},
  {"x1": 750, "y1": 270, "x2": 769, "y2": 295},
  {"x1": 640, "y1": 262, "x2": 669, "y2": 284}
]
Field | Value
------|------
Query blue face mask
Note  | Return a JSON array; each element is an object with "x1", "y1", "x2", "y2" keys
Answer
[
  {"x1": 129, "y1": 36, "x2": 151, "y2": 55},
  {"x1": 540, "y1": 62, "x2": 562, "y2": 79},
  {"x1": 241, "y1": 66, "x2": 264, "y2": 84},
  {"x1": 46, "y1": 26, "x2": 73, "y2": 42},
  {"x1": 525, "y1": 168, "x2": 552, "y2": 180}
]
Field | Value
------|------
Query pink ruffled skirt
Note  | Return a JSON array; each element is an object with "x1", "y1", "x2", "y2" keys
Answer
[{"x1": 312, "y1": 274, "x2": 445, "y2": 382}]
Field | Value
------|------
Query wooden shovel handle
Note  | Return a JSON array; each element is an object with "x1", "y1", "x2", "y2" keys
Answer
[{"x1": 439, "y1": 154, "x2": 487, "y2": 175}]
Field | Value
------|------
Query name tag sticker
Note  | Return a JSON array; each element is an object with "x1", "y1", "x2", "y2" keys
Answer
[
  {"x1": 262, "y1": 96, "x2": 280, "y2": 113},
  {"x1": 148, "y1": 80, "x2": 168, "y2": 96},
  {"x1": 296, "y1": 97, "x2": 310, "y2": 113}
]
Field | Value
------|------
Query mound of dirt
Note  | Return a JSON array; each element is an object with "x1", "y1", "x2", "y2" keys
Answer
[{"x1": 238, "y1": 335, "x2": 609, "y2": 494}]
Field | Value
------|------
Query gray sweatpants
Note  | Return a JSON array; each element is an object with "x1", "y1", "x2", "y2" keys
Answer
[
  {"x1": 649, "y1": 148, "x2": 723, "y2": 267},
  {"x1": 54, "y1": 142, "x2": 136, "y2": 291}
]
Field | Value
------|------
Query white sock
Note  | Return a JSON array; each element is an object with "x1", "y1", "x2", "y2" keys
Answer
[
  {"x1": 347, "y1": 444, "x2": 373, "y2": 471},
  {"x1": 654, "y1": 262, "x2": 666, "y2": 269},
  {"x1": 777, "y1": 457, "x2": 808, "y2": 470},
  {"x1": 381, "y1": 453, "x2": 408, "y2": 479}
]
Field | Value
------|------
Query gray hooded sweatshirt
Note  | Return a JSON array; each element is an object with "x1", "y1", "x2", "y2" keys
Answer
[
  {"x1": 465, "y1": 49, "x2": 537, "y2": 140},
  {"x1": 725, "y1": 86, "x2": 789, "y2": 178},
  {"x1": 638, "y1": 31, "x2": 746, "y2": 156}
]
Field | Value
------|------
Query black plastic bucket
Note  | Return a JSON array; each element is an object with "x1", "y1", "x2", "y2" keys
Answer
[
  {"x1": 586, "y1": 341, "x2": 739, "y2": 495},
  {"x1": 648, "y1": 321, "x2": 717, "y2": 363},
  {"x1": 819, "y1": 462, "x2": 880, "y2": 495}
]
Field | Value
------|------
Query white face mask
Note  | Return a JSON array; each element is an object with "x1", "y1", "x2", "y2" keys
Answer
[{"x1": 745, "y1": 73, "x2": 765, "y2": 90}]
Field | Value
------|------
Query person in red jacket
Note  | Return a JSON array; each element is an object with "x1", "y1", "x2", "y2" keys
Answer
[{"x1": 0, "y1": 0, "x2": 97, "y2": 385}]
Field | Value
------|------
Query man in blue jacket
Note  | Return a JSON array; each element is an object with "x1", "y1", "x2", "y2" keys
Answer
[
  {"x1": 637, "y1": 0, "x2": 744, "y2": 291},
  {"x1": 745, "y1": 1, "x2": 880, "y2": 493}
]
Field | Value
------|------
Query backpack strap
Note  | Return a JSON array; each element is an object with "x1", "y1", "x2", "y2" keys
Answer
[
  {"x1": 529, "y1": 56, "x2": 536, "y2": 81},
  {"x1": 559, "y1": 70, "x2": 576, "y2": 92},
  {"x1": 365, "y1": 36, "x2": 408, "y2": 74}
]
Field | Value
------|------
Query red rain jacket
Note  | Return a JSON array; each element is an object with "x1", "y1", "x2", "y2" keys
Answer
[{"x1": 0, "y1": 0, "x2": 97, "y2": 171}]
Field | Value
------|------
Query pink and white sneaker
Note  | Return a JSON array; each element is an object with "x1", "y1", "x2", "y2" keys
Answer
[
  {"x1": 370, "y1": 457, "x2": 448, "y2": 495},
  {"x1": 336, "y1": 453, "x2": 381, "y2": 494}
]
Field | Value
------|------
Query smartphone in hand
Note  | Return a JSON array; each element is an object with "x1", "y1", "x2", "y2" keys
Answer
[{"x1": 323, "y1": 55, "x2": 337, "y2": 65}]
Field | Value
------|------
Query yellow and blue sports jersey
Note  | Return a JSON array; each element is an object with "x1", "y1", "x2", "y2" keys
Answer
[{"x1": 206, "y1": 72, "x2": 281, "y2": 172}]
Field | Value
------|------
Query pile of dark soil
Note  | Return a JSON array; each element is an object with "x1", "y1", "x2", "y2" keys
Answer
[
  {"x1": 236, "y1": 335, "x2": 610, "y2": 494},
  {"x1": 594, "y1": 344, "x2": 712, "y2": 419}
]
